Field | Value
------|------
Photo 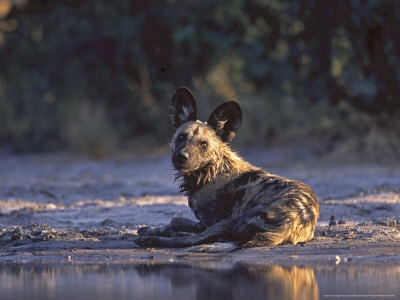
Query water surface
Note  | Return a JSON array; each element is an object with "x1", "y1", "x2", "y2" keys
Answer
[{"x1": 0, "y1": 260, "x2": 398, "y2": 300}]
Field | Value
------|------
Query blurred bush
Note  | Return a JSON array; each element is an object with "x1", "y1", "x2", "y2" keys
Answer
[{"x1": 0, "y1": 0, "x2": 399, "y2": 157}]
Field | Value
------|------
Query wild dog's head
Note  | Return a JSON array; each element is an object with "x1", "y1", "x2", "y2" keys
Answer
[{"x1": 169, "y1": 87, "x2": 242, "y2": 173}]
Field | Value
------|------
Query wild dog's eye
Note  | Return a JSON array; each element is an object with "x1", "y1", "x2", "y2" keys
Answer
[
  {"x1": 177, "y1": 133, "x2": 186, "y2": 141},
  {"x1": 200, "y1": 141, "x2": 208, "y2": 149}
]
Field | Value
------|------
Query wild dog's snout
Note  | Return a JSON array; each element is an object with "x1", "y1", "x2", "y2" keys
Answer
[
  {"x1": 172, "y1": 150, "x2": 188, "y2": 169},
  {"x1": 175, "y1": 152, "x2": 188, "y2": 164}
]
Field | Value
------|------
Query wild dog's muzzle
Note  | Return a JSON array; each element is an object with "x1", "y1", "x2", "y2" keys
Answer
[{"x1": 172, "y1": 151, "x2": 188, "y2": 170}]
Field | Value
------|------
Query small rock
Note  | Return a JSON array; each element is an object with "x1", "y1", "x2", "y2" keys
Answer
[
  {"x1": 100, "y1": 218, "x2": 115, "y2": 226},
  {"x1": 329, "y1": 220, "x2": 337, "y2": 226},
  {"x1": 11, "y1": 234, "x2": 23, "y2": 241},
  {"x1": 343, "y1": 231, "x2": 355, "y2": 240},
  {"x1": 32, "y1": 230, "x2": 42, "y2": 236}
]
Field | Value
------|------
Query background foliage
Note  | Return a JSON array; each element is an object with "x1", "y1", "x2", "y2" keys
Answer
[{"x1": 0, "y1": 0, "x2": 399, "y2": 158}]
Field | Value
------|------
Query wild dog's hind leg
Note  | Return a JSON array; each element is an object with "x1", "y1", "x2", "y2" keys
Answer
[
  {"x1": 232, "y1": 199, "x2": 318, "y2": 247},
  {"x1": 137, "y1": 217, "x2": 206, "y2": 237}
]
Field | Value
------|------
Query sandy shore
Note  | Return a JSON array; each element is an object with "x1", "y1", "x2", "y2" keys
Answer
[{"x1": 1, "y1": 147, "x2": 400, "y2": 264}]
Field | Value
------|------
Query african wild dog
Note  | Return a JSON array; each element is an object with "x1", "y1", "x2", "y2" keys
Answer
[{"x1": 135, "y1": 87, "x2": 319, "y2": 248}]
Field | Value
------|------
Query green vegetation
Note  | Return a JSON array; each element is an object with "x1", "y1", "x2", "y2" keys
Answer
[{"x1": 0, "y1": 0, "x2": 399, "y2": 158}]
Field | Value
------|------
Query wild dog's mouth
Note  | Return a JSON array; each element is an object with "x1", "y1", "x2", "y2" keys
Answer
[
  {"x1": 172, "y1": 157, "x2": 186, "y2": 171},
  {"x1": 172, "y1": 163, "x2": 196, "y2": 174},
  {"x1": 172, "y1": 161, "x2": 199, "y2": 174},
  {"x1": 172, "y1": 159, "x2": 214, "y2": 175},
  {"x1": 172, "y1": 163, "x2": 187, "y2": 172}
]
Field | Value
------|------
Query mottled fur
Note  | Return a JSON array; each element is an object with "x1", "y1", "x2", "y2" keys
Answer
[{"x1": 135, "y1": 87, "x2": 319, "y2": 248}]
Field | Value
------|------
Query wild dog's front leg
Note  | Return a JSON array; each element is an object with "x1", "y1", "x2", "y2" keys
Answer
[
  {"x1": 137, "y1": 224, "x2": 175, "y2": 237},
  {"x1": 135, "y1": 219, "x2": 233, "y2": 248},
  {"x1": 137, "y1": 217, "x2": 206, "y2": 237},
  {"x1": 170, "y1": 217, "x2": 206, "y2": 233}
]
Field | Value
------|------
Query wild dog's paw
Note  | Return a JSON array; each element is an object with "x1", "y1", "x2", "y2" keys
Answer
[
  {"x1": 137, "y1": 226, "x2": 178, "y2": 237},
  {"x1": 134, "y1": 236, "x2": 164, "y2": 248},
  {"x1": 133, "y1": 236, "x2": 147, "y2": 247}
]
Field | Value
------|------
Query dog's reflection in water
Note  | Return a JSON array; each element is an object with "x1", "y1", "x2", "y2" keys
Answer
[{"x1": 135, "y1": 263, "x2": 319, "y2": 300}]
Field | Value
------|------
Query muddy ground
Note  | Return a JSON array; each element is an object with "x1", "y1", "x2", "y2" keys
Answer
[{"x1": 1, "y1": 146, "x2": 400, "y2": 265}]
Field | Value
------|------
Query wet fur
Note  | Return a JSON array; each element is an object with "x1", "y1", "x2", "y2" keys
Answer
[{"x1": 135, "y1": 87, "x2": 319, "y2": 248}]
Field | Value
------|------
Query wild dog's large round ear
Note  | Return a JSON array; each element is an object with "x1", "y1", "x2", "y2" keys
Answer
[
  {"x1": 207, "y1": 101, "x2": 242, "y2": 142},
  {"x1": 169, "y1": 87, "x2": 197, "y2": 128}
]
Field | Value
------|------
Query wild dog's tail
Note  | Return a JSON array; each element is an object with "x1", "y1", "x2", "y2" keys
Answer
[{"x1": 232, "y1": 185, "x2": 319, "y2": 247}]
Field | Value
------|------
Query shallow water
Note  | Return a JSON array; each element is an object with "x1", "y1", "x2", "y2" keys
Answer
[{"x1": 0, "y1": 260, "x2": 399, "y2": 300}]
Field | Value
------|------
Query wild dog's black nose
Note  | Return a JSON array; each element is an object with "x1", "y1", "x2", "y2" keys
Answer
[{"x1": 176, "y1": 152, "x2": 188, "y2": 164}]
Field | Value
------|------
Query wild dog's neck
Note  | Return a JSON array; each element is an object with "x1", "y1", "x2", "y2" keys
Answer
[
  {"x1": 176, "y1": 144, "x2": 255, "y2": 196},
  {"x1": 218, "y1": 145, "x2": 254, "y2": 175}
]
